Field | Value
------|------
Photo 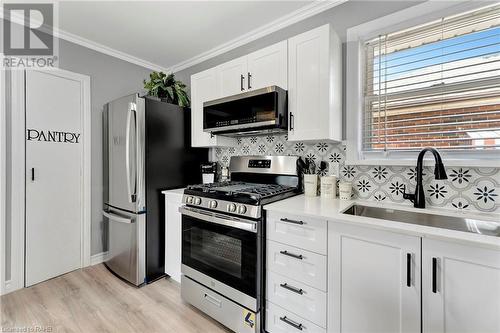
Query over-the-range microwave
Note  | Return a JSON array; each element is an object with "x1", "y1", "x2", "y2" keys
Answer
[{"x1": 203, "y1": 85, "x2": 287, "y2": 136}]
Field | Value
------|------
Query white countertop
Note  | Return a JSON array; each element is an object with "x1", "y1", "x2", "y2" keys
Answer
[
  {"x1": 264, "y1": 195, "x2": 500, "y2": 249},
  {"x1": 161, "y1": 188, "x2": 185, "y2": 196}
]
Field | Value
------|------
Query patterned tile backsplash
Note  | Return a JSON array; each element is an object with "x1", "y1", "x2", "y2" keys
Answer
[{"x1": 213, "y1": 134, "x2": 500, "y2": 213}]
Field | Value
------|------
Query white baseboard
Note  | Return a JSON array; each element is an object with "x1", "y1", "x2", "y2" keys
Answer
[
  {"x1": 1, "y1": 279, "x2": 17, "y2": 296},
  {"x1": 90, "y1": 251, "x2": 108, "y2": 266}
]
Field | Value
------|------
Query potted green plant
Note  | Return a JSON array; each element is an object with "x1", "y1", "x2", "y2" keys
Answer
[{"x1": 143, "y1": 71, "x2": 190, "y2": 107}]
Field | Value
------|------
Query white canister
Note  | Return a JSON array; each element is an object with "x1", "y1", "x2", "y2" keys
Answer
[
  {"x1": 320, "y1": 176, "x2": 337, "y2": 199},
  {"x1": 339, "y1": 182, "x2": 353, "y2": 200},
  {"x1": 304, "y1": 174, "x2": 319, "y2": 197}
]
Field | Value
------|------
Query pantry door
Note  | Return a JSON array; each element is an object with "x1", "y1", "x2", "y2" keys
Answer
[{"x1": 25, "y1": 69, "x2": 88, "y2": 286}]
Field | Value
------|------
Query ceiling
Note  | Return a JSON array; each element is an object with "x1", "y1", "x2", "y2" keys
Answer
[{"x1": 59, "y1": 1, "x2": 314, "y2": 70}]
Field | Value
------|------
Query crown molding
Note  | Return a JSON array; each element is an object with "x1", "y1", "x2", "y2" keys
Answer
[
  {"x1": 0, "y1": 6, "x2": 167, "y2": 72},
  {"x1": 167, "y1": 0, "x2": 348, "y2": 73},
  {"x1": 56, "y1": 29, "x2": 168, "y2": 72},
  {"x1": 2, "y1": 0, "x2": 347, "y2": 74}
]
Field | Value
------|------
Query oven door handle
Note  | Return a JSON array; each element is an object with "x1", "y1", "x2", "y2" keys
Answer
[{"x1": 179, "y1": 206, "x2": 258, "y2": 233}]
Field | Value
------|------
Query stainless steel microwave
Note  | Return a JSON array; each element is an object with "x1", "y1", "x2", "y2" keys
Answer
[{"x1": 203, "y1": 86, "x2": 287, "y2": 136}]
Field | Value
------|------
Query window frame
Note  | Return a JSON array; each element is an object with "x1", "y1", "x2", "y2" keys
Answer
[{"x1": 345, "y1": 0, "x2": 500, "y2": 167}]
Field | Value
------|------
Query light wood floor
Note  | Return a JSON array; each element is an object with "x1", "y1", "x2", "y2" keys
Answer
[{"x1": 1, "y1": 264, "x2": 231, "y2": 333}]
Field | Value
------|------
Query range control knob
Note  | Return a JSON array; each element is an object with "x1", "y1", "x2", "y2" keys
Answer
[
  {"x1": 237, "y1": 205, "x2": 247, "y2": 214},
  {"x1": 209, "y1": 200, "x2": 218, "y2": 209},
  {"x1": 186, "y1": 196, "x2": 193, "y2": 204},
  {"x1": 227, "y1": 203, "x2": 237, "y2": 212},
  {"x1": 194, "y1": 197, "x2": 202, "y2": 205}
]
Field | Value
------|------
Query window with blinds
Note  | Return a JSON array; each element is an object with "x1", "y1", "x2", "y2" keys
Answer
[{"x1": 363, "y1": 4, "x2": 500, "y2": 153}]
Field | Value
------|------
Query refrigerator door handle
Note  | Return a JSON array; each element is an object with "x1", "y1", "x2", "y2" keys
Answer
[
  {"x1": 102, "y1": 210, "x2": 135, "y2": 224},
  {"x1": 126, "y1": 103, "x2": 137, "y2": 203}
]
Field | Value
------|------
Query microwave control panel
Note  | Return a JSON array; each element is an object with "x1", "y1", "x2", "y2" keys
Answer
[{"x1": 248, "y1": 159, "x2": 271, "y2": 168}]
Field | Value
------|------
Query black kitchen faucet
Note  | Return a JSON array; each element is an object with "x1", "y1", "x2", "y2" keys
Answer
[{"x1": 404, "y1": 147, "x2": 448, "y2": 208}]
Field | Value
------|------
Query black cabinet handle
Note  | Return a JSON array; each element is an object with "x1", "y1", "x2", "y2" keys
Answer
[
  {"x1": 432, "y1": 257, "x2": 438, "y2": 293},
  {"x1": 280, "y1": 250, "x2": 303, "y2": 260},
  {"x1": 280, "y1": 316, "x2": 303, "y2": 330},
  {"x1": 290, "y1": 112, "x2": 294, "y2": 130},
  {"x1": 247, "y1": 72, "x2": 252, "y2": 89},
  {"x1": 406, "y1": 253, "x2": 411, "y2": 287},
  {"x1": 280, "y1": 217, "x2": 304, "y2": 225},
  {"x1": 31, "y1": 167, "x2": 35, "y2": 181},
  {"x1": 240, "y1": 74, "x2": 245, "y2": 91},
  {"x1": 280, "y1": 283, "x2": 304, "y2": 295}
]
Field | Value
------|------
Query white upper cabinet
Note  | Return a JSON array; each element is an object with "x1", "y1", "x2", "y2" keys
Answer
[
  {"x1": 217, "y1": 56, "x2": 248, "y2": 98},
  {"x1": 217, "y1": 42, "x2": 288, "y2": 98},
  {"x1": 287, "y1": 24, "x2": 342, "y2": 142},
  {"x1": 190, "y1": 25, "x2": 343, "y2": 145},
  {"x1": 329, "y1": 222, "x2": 421, "y2": 333},
  {"x1": 422, "y1": 239, "x2": 500, "y2": 333},
  {"x1": 247, "y1": 41, "x2": 288, "y2": 90},
  {"x1": 190, "y1": 68, "x2": 234, "y2": 147}
]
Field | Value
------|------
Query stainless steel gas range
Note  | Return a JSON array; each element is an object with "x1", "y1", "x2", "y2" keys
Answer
[{"x1": 180, "y1": 155, "x2": 301, "y2": 333}]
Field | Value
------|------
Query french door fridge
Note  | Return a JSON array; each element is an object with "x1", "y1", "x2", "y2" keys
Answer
[{"x1": 103, "y1": 94, "x2": 207, "y2": 285}]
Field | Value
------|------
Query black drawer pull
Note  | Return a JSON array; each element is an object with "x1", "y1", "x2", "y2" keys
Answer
[
  {"x1": 280, "y1": 218, "x2": 304, "y2": 225},
  {"x1": 406, "y1": 253, "x2": 411, "y2": 287},
  {"x1": 432, "y1": 257, "x2": 438, "y2": 293},
  {"x1": 280, "y1": 283, "x2": 303, "y2": 295},
  {"x1": 280, "y1": 316, "x2": 303, "y2": 330},
  {"x1": 280, "y1": 250, "x2": 303, "y2": 260}
]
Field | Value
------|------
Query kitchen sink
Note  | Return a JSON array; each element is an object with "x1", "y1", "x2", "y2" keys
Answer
[{"x1": 342, "y1": 204, "x2": 500, "y2": 237}]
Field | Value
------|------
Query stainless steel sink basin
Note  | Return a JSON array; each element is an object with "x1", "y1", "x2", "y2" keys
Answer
[{"x1": 342, "y1": 204, "x2": 500, "y2": 237}]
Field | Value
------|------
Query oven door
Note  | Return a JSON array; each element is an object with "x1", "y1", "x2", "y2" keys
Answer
[{"x1": 181, "y1": 206, "x2": 258, "y2": 300}]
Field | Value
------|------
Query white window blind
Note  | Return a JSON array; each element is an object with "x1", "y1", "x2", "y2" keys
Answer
[{"x1": 363, "y1": 4, "x2": 500, "y2": 153}]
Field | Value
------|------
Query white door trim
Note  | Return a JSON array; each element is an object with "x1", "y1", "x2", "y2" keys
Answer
[
  {"x1": 0, "y1": 70, "x2": 6, "y2": 295},
  {"x1": 3, "y1": 68, "x2": 91, "y2": 294}
]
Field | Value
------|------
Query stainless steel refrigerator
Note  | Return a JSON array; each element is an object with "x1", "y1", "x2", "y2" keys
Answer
[{"x1": 103, "y1": 94, "x2": 208, "y2": 286}]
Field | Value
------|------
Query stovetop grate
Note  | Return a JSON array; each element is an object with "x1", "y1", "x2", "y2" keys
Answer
[{"x1": 187, "y1": 181, "x2": 296, "y2": 201}]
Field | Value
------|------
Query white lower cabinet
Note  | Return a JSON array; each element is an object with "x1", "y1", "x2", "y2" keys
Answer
[
  {"x1": 267, "y1": 211, "x2": 327, "y2": 255},
  {"x1": 266, "y1": 209, "x2": 500, "y2": 333},
  {"x1": 329, "y1": 222, "x2": 421, "y2": 333},
  {"x1": 163, "y1": 190, "x2": 184, "y2": 283},
  {"x1": 267, "y1": 271, "x2": 327, "y2": 327},
  {"x1": 267, "y1": 240, "x2": 327, "y2": 291},
  {"x1": 266, "y1": 210, "x2": 328, "y2": 333},
  {"x1": 422, "y1": 238, "x2": 500, "y2": 333},
  {"x1": 266, "y1": 301, "x2": 326, "y2": 333}
]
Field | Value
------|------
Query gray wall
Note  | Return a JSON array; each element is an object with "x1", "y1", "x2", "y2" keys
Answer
[
  {"x1": 175, "y1": 1, "x2": 422, "y2": 88},
  {"x1": 3, "y1": 0, "x2": 422, "y2": 281},
  {"x1": 58, "y1": 39, "x2": 152, "y2": 255},
  {"x1": 3, "y1": 35, "x2": 151, "y2": 276}
]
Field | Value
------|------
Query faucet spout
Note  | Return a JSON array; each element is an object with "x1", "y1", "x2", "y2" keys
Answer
[{"x1": 405, "y1": 148, "x2": 447, "y2": 209}]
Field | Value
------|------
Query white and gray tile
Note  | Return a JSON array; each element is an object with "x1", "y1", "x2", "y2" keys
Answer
[{"x1": 212, "y1": 134, "x2": 500, "y2": 213}]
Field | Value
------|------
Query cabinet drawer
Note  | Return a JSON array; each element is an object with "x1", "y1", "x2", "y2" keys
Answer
[
  {"x1": 266, "y1": 211, "x2": 327, "y2": 255},
  {"x1": 267, "y1": 240, "x2": 327, "y2": 291},
  {"x1": 266, "y1": 301, "x2": 326, "y2": 333},
  {"x1": 266, "y1": 271, "x2": 327, "y2": 328}
]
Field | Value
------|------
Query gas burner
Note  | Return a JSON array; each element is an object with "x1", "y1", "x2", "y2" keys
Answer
[{"x1": 183, "y1": 156, "x2": 301, "y2": 219}]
